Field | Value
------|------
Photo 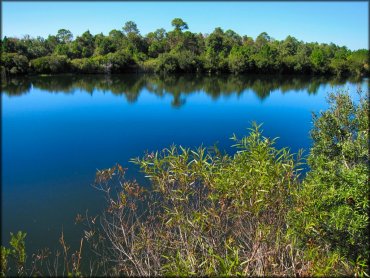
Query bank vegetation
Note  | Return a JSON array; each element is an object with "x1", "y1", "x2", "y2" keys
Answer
[{"x1": 1, "y1": 19, "x2": 369, "y2": 77}]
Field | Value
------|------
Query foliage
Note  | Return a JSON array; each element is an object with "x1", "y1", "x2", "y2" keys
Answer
[
  {"x1": 86, "y1": 89, "x2": 368, "y2": 276},
  {"x1": 146, "y1": 28, "x2": 168, "y2": 58},
  {"x1": 287, "y1": 89, "x2": 369, "y2": 276},
  {"x1": 69, "y1": 31, "x2": 95, "y2": 58},
  {"x1": 171, "y1": 18, "x2": 189, "y2": 31},
  {"x1": 347, "y1": 49, "x2": 369, "y2": 76},
  {"x1": 56, "y1": 29, "x2": 73, "y2": 44},
  {"x1": 141, "y1": 58, "x2": 160, "y2": 72},
  {"x1": 155, "y1": 53, "x2": 179, "y2": 73},
  {"x1": 154, "y1": 51, "x2": 202, "y2": 73},
  {"x1": 70, "y1": 51, "x2": 133, "y2": 74},
  {"x1": 1, "y1": 53, "x2": 29, "y2": 75},
  {"x1": 87, "y1": 124, "x2": 306, "y2": 276},
  {"x1": 228, "y1": 45, "x2": 252, "y2": 74},
  {"x1": 1, "y1": 232, "x2": 27, "y2": 276},
  {"x1": 1, "y1": 19, "x2": 368, "y2": 75},
  {"x1": 29, "y1": 55, "x2": 69, "y2": 74},
  {"x1": 1, "y1": 247, "x2": 11, "y2": 277},
  {"x1": 0, "y1": 231, "x2": 85, "y2": 277}
]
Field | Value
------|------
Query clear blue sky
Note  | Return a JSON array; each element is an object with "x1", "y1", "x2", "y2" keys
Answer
[{"x1": 2, "y1": 1, "x2": 368, "y2": 50}]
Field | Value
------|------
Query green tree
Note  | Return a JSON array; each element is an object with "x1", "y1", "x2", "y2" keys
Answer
[
  {"x1": 146, "y1": 28, "x2": 168, "y2": 57},
  {"x1": 310, "y1": 47, "x2": 327, "y2": 73},
  {"x1": 228, "y1": 45, "x2": 251, "y2": 74},
  {"x1": 94, "y1": 34, "x2": 115, "y2": 55},
  {"x1": 56, "y1": 29, "x2": 73, "y2": 44},
  {"x1": 171, "y1": 18, "x2": 189, "y2": 31},
  {"x1": 252, "y1": 44, "x2": 278, "y2": 72},
  {"x1": 347, "y1": 49, "x2": 368, "y2": 76},
  {"x1": 2, "y1": 36, "x2": 17, "y2": 53},
  {"x1": 255, "y1": 32, "x2": 271, "y2": 51},
  {"x1": 76, "y1": 30, "x2": 95, "y2": 58},
  {"x1": 108, "y1": 29, "x2": 125, "y2": 50},
  {"x1": 1, "y1": 20, "x2": 369, "y2": 75},
  {"x1": 54, "y1": 44, "x2": 71, "y2": 57},
  {"x1": 122, "y1": 21, "x2": 147, "y2": 55},
  {"x1": 123, "y1": 21, "x2": 139, "y2": 35},
  {"x1": 45, "y1": 35, "x2": 59, "y2": 53}
]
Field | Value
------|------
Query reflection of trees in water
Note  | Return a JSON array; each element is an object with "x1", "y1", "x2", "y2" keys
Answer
[
  {"x1": 1, "y1": 78, "x2": 32, "y2": 96},
  {"x1": 1, "y1": 74, "x2": 363, "y2": 107}
]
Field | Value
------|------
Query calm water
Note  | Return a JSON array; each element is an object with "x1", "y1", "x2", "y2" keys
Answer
[{"x1": 1, "y1": 74, "x2": 368, "y2": 255}]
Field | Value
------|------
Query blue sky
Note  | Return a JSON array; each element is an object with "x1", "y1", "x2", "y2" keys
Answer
[{"x1": 2, "y1": 1, "x2": 368, "y2": 50}]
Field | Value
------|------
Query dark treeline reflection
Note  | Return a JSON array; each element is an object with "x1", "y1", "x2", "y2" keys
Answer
[{"x1": 1, "y1": 74, "x2": 361, "y2": 107}]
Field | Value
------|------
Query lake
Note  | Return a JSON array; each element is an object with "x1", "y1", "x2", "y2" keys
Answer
[{"x1": 1, "y1": 74, "x2": 368, "y2": 256}]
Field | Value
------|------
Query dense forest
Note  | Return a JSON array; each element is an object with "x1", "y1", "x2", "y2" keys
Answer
[{"x1": 1, "y1": 18, "x2": 369, "y2": 76}]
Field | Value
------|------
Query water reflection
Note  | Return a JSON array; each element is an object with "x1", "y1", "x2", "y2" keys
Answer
[{"x1": 1, "y1": 74, "x2": 361, "y2": 107}]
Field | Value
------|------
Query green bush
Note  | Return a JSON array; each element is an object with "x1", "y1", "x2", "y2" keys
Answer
[
  {"x1": 154, "y1": 51, "x2": 202, "y2": 73},
  {"x1": 89, "y1": 123, "x2": 305, "y2": 276},
  {"x1": 176, "y1": 51, "x2": 202, "y2": 72},
  {"x1": 30, "y1": 55, "x2": 69, "y2": 74},
  {"x1": 1, "y1": 231, "x2": 27, "y2": 277},
  {"x1": 347, "y1": 50, "x2": 369, "y2": 76},
  {"x1": 88, "y1": 90, "x2": 368, "y2": 276},
  {"x1": 1, "y1": 53, "x2": 29, "y2": 75},
  {"x1": 0, "y1": 230, "x2": 85, "y2": 277},
  {"x1": 71, "y1": 51, "x2": 133, "y2": 73},
  {"x1": 288, "y1": 90, "x2": 369, "y2": 276},
  {"x1": 71, "y1": 56, "x2": 106, "y2": 73},
  {"x1": 106, "y1": 50, "x2": 133, "y2": 73},
  {"x1": 156, "y1": 53, "x2": 180, "y2": 73},
  {"x1": 141, "y1": 58, "x2": 159, "y2": 72}
]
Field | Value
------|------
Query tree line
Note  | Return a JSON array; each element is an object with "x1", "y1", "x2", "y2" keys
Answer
[{"x1": 1, "y1": 18, "x2": 368, "y2": 76}]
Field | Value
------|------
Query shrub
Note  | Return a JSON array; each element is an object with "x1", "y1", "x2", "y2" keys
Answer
[
  {"x1": 88, "y1": 90, "x2": 368, "y2": 276},
  {"x1": 155, "y1": 53, "x2": 179, "y2": 73},
  {"x1": 71, "y1": 57, "x2": 99, "y2": 73},
  {"x1": 1, "y1": 53, "x2": 29, "y2": 75},
  {"x1": 329, "y1": 57, "x2": 349, "y2": 77},
  {"x1": 288, "y1": 89, "x2": 369, "y2": 276},
  {"x1": 89, "y1": 124, "x2": 306, "y2": 276},
  {"x1": 176, "y1": 51, "x2": 202, "y2": 72},
  {"x1": 141, "y1": 58, "x2": 159, "y2": 72},
  {"x1": 71, "y1": 51, "x2": 133, "y2": 74},
  {"x1": 347, "y1": 49, "x2": 369, "y2": 76},
  {"x1": 0, "y1": 231, "x2": 85, "y2": 277},
  {"x1": 106, "y1": 50, "x2": 133, "y2": 73},
  {"x1": 29, "y1": 55, "x2": 69, "y2": 74},
  {"x1": 1, "y1": 231, "x2": 27, "y2": 277}
]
